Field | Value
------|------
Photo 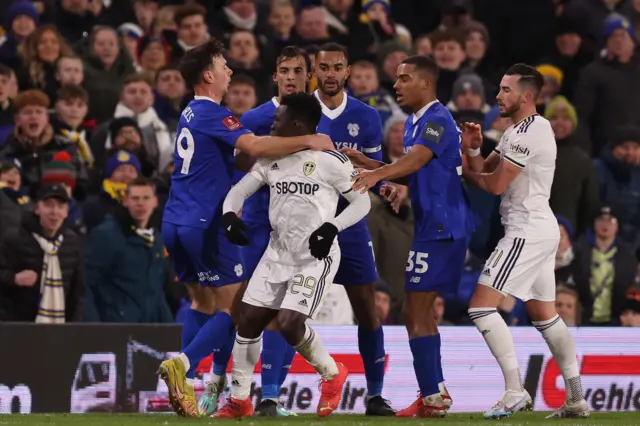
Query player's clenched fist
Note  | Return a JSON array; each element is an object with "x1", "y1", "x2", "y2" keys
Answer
[
  {"x1": 222, "y1": 212, "x2": 250, "y2": 246},
  {"x1": 308, "y1": 222, "x2": 338, "y2": 259},
  {"x1": 460, "y1": 122, "x2": 483, "y2": 150},
  {"x1": 306, "y1": 134, "x2": 334, "y2": 151}
]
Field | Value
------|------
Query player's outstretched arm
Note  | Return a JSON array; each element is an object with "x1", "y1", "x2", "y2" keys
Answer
[
  {"x1": 235, "y1": 133, "x2": 334, "y2": 158},
  {"x1": 351, "y1": 144, "x2": 433, "y2": 193},
  {"x1": 222, "y1": 165, "x2": 267, "y2": 245}
]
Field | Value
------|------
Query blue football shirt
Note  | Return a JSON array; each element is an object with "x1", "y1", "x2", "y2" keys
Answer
[
  {"x1": 403, "y1": 100, "x2": 469, "y2": 242},
  {"x1": 163, "y1": 96, "x2": 252, "y2": 229}
]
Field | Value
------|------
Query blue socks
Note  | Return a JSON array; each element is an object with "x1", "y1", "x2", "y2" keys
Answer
[
  {"x1": 182, "y1": 309, "x2": 213, "y2": 379},
  {"x1": 358, "y1": 326, "x2": 385, "y2": 397},
  {"x1": 409, "y1": 335, "x2": 440, "y2": 397},
  {"x1": 183, "y1": 312, "x2": 234, "y2": 376},
  {"x1": 262, "y1": 330, "x2": 296, "y2": 400},
  {"x1": 213, "y1": 329, "x2": 236, "y2": 377},
  {"x1": 435, "y1": 333, "x2": 444, "y2": 384}
]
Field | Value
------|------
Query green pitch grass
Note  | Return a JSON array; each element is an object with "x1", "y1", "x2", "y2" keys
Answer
[{"x1": 0, "y1": 413, "x2": 638, "y2": 426}]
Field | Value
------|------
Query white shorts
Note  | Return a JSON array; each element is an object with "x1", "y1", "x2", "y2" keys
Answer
[
  {"x1": 242, "y1": 247, "x2": 340, "y2": 319},
  {"x1": 478, "y1": 235, "x2": 558, "y2": 302}
]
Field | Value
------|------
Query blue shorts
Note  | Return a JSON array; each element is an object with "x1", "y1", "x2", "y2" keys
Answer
[
  {"x1": 242, "y1": 222, "x2": 271, "y2": 278},
  {"x1": 334, "y1": 227, "x2": 378, "y2": 286},
  {"x1": 163, "y1": 222, "x2": 246, "y2": 287},
  {"x1": 405, "y1": 237, "x2": 467, "y2": 293}
]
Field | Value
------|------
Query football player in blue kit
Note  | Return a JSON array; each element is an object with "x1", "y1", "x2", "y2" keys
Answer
[
  {"x1": 308, "y1": 42, "x2": 396, "y2": 416},
  {"x1": 196, "y1": 46, "x2": 312, "y2": 417},
  {"x1": 157, "y1": 39, "x2": 333, "y2": 417},
  {"x1": 350, "y1": 55, "x2": 472, "y2": 418}
]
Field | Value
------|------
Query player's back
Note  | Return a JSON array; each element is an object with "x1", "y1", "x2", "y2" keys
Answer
[
  {"x1": 163, "y1": 97, "x2": 240, "y2": 229},
  {"x1": 497, "y1": 114, "x2": 558, "y2": 238},
  {"x1": 404, "y1": 101, "x2": 468, "y2": 242},
  {"x1": 258, "y1": 149, "x2": 351, "y2": 264}
]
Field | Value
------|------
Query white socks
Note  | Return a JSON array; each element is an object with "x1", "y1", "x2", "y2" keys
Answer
[
  {"x1": 532, "y1": 315, "x2": 583, "y2": 404},
  {"x1": 231, "y1": 335, "x2": 262, "y2": 400},
  {"x1": 293, "y1": 325, "x2": 339, "y2": 380},
  {"x1": 469, "y1": 308, "x2": 523, "y2": 393}
]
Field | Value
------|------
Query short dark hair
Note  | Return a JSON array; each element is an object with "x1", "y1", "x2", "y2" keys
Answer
[
  {"x1": 123, "y1": 72, "x2": 154, "y2": 89},
  {"x1": 280, "y1": 92, "x2": 322, "y2": 133},
  {"x1": 277, "y1": 45, "x2": 312, "y2": 72},
  {"x1": 178, "y1": 38, "x2": 226, "y2": 90},
  {"x1": 317, "y1": 42, "x2": 349, "y2": 62},
  {"x1": 155, "y1": 64, "x2": 181, "y2": 83},
  {"x1": 504, "y1": 63, "x2": 544, "y2": 96},
  {"x1": 174, "y1": 4, "x2": 206, "y2": 27},
  {"x1": 229, "y1": 74, "x2": 256, "y2": 89},
  {"x1": 126, "y1": 176, "x2": 156, "y2": 195},
  {"x1": 402, "y1": 55, "x2": 439, "y2": 81},
  {"x1": 57, "y1": 84, "x2": 88, "y2": 104},
  {"x1": 0, "y1": 63, "x2": 11, "y2": 78},
  {"x1": 429, "y1": 29, "x2": 464, "y2": 49}
]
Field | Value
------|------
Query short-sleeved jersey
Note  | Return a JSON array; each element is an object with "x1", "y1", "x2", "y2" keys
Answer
[
  {"x1": 163, "y1": 96, "x2": 252, "y2": 228},
  {"x1": 403, "y1": 101, "x2": 469, "y2": 242},
  {"x1": 235, "y1": 97, "x2": 279, "y2": 226},
  {"x1": 314, "y1": 91, "x2": 383, "y2": 241},
  {"x1": 249, "y1": 149, "x2": 356, "y2": 265},
  {"x1": 494, "y1": 114, "x2": 559, "y2": 239}
]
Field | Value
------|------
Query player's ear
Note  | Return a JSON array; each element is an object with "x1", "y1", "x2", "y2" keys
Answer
[
  {"x1": 345, "y1": 65, "x2": 351, "y2": 80},
  {"x1": 272, "y1": 72, "x2": 278, "y2": 84},
  {"x1": 202, "y1": 70, "x2": 214, "y2": 85}
]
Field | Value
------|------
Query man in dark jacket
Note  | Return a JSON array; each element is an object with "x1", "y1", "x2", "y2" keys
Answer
[
  {"x1": 0, "y1": 64, "x2": 14, "y2": 146},
  {"x1": 84, "y1": 176, "x2": 172, "y2": 323},
  {"x1": 0, "y1": 183, "x2": 83, "y2": 322}
]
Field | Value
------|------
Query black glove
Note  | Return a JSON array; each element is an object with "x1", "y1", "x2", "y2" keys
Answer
[
  {"x1": 222, "y1": 212, "x2": 249, "y2": 246},
  {"x1": 308, "y1": 222, "x2": 338, "y2": 260}
]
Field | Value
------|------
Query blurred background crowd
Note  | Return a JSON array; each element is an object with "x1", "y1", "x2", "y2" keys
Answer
[{"x1": 0, "y1": 0, "x2": 639, "y2": 328}]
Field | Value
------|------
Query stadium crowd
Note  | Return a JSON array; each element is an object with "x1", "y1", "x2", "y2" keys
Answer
[{"x1": 0, "y1": 0, "x2": 639, "y2": 327}]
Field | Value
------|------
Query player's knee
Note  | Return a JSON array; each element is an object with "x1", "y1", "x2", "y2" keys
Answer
[{"x1": 275, "y1": 310, "x2": 305, "y2": 342}]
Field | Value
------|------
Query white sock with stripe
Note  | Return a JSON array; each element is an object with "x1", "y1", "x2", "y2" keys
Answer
[
  {"x1": 293, "y1": 324, "x2": 338, "y2": 380},
  {"x1": 532, "y1": 315, "x2": 583, "y2": 404},
  {"x1": 231, "y1": 335, "x2": 262, "y2": 400},
  {"x1": 469, "y1": 308, "x2": 523, "y2": 393}
]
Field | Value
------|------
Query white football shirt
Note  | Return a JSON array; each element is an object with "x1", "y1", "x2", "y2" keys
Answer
[
  {"x1": 495, "y1": 114, "x2": 559, "y2": 239},
  {"x1": 249, "y1": 149, "x2": 356, "y2": 264}
]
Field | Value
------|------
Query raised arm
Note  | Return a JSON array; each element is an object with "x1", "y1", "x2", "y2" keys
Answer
[
  {"x1": 235, "y1": 133, "x2": 334, "y2": 158},
  {"x1": 461, "y1": 122, "x2": 501, "y2": 173}
]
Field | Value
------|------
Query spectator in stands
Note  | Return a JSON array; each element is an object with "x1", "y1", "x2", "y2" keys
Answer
[
  {"x1": 620, "y1": 288, "x2": 640, "y2": 326},
  {"x1": 535, "y1": 64, "x2": 563, "y2": 114},
  {"x1": 462, "y1": 21, "x2": 498, "y2": 87},
  {"x1": 556, "y1": 285, "x2": 580, "y2": 326},
  {"x1": 56, "y1": 0, "x2": 105, "y2": 45},
  {"x1": 137, "y1": 35, "x2": 168, "y2": 73},
  {"x1": 546, "y1": 96, "x2": 600, "y2": 236},
  {"x1": 51, "y1": 85, "x2": 94, "y2": 170},
  {"x1": 556, "y1": 216, "x2": 576, "y2": 284},
  {"x1": 16, "y1": 25, "x2": 72, "y2": 104},
  {"x1": 573, "y1": 206, "x2": 637, "y2": 325},
  {"x1": 374, "y1": 280, "x2": 393, "y2": 324},
  {"x1": 153, "y1": 65, "x2": 186, "y2": 135},
  {"x1": 381, "y1": 112, "x2": 407, "y2": 164},
  {"x1": 40, "y1": 151, "x2": 86, "y2": 235},
  {"x1": 208, "y1": 0, "x2": 269, "y2": 45},
  {"x1": 170, "y1": 4, "x2": 209, "y2": 64},
  {"x1": 0, "y1": 90, "x2": 88, "y2": 196},
  {"x1": 0, "y1": 183, "x2": 83, "y2": 323},
  {"x1": 322, "y1": 0, "x2": 357, "y2": 41},
  {"x1": 293, "y1": 5, "x2": 333, "y2": 48},
  {"x1": 430, "y1": 29, "x2": 471, "y2": 104},
  {"x1": 574, "y1": 13, "x2": 640, "y2": 157},
  {"x1": 55, "y1": 55, "x2": 84, "y2": 87},
  {"x1": 414, "y1": 34, "x2": 432, "y2": 57},
  {"x1": 83, "y1": 150, "x2": 140, "y2": 232},
  {"x1": 348, "y1": 60, "x2": 401, "y2": 126},
  {"x1": 91, "y1": 74, "x2": 172, "y2": 174},
  {"x1": 0, "y1": 159, "x2": 30, "y2": 240},
  {"x1": 268, "y1": 0, "x2": 297, "y2": 53},
  {"x1": 78, "y1": 26, "x2": 136, "y2": 124},
  {"x1": 594, "y1": 125, "x2": 640, "y2": 247},
  {"x1": 133, "y1": 0, "x2": 159, "y2": 34},
  {"x1": 447, "y1": 73, "x2": 498, "y2": 147},
  {"x1": 105, "y1": 117, "x2": 156, "y2": 178},
  {"x1": 564, "y1": 0, "x2": 630, "y2": 43},
  {"x1": 117, "y1": 23, "x2": 144, "y2": 69},
  {"x1": 84, "y1": 176, "x2": 172, "y2": 323},
  {"x1": 224, "y1": 75, "x2": 257, "y2": 118},
  {"x1": 0, "y1": 1, "x2": 39, "y2": 70},
  {"x1": 0, "y1": 64, "x2": 14, "y2": 145},
  {"x1": 227, "y1": 29, "x2": 272, "y2": 102},
  {"x1": 154, "y1": 4, "x2": 178, "y2": 37},
  {"x1": 377, "y1": 40, "x2": 408, "y2": 95}
]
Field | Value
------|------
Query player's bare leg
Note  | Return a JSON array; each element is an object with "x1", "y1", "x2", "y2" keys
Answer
[
  {"x1": 344, "y1": 284, "x2": 395, "y2": 416},
  {"x1": 276, "y1": 309, "x2": 348, "y2": 417},
  {"x1": 396, "y1": 291, "x2": 447, "y2": 418},
  {"x1": 214, "y1": 303, "x2": 278, "y2": 419},
  {"x1": 468, "y1": 284, "x2": 532, "y2": 419},
  {"x1": 525, "y1": 300, "x2": 589, "y2": 418}
]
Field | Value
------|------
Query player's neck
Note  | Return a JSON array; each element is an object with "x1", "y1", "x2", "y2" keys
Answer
[
  {"x1": 318, "y1": 90, "x2": 344, "y2": 109},
  {"x1": 510, "y1": 106, "x2": 537, "y2": 125},
  {"x1": 194, "y1": 86, "x2": 222, "y2": 104},
  {"x1": 412, "y1": 96, "x2": 437, "y2": 114}
]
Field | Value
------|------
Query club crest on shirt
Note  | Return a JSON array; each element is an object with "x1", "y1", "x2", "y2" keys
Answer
[
  {"x1": 348, "y1": 123, "x2": 360, "y2": 137},
  {"x1": 222, "y1": 116, "x2": 242, "y2": 131},
  {"x1": 303, "y1": 161, "x2": 316, "y2": 176}
]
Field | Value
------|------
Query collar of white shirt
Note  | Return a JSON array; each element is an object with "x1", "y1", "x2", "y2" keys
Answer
[{"x1": 412, "y1": 100, "x2": 440, "y2": 125}]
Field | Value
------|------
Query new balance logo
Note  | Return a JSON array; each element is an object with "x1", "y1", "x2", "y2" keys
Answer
[
  {"x1": 299, "y1": 299, "x2": 308, "y2": 307},
  {"x1": 271, "y1": 163, "x2": 279, "y2": 170},
  {"x1": 482, "y1": 268, "x2": 491, "y2": 276}
]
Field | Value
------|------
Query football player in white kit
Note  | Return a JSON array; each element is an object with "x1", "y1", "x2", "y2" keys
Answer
[
  {"x1": 214, "y1": 92, "x2": 371, "y2": 419},
  {"x1": 461, "y1": 64, "x2": 590, "y2": 420}
]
